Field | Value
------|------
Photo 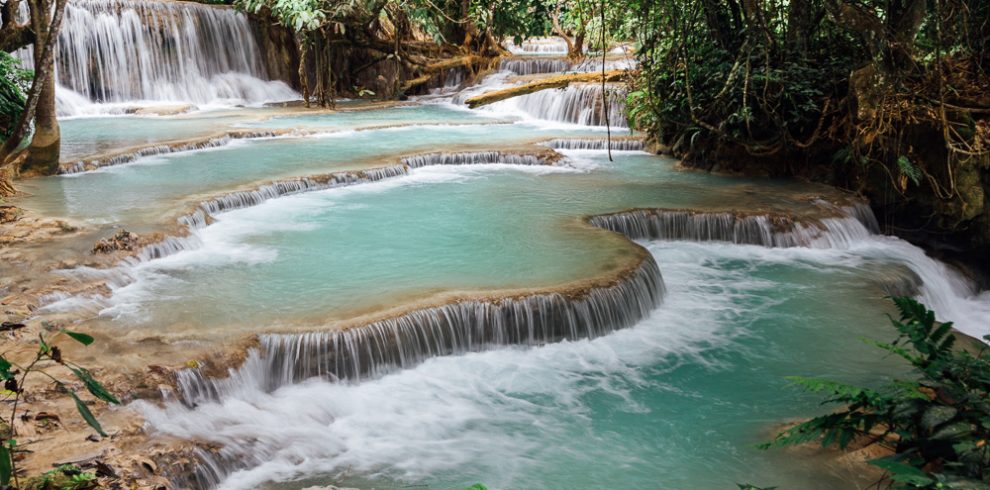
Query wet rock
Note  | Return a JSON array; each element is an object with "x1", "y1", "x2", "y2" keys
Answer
[
  {"x1": 0, "y1": 205, "x2": 21, "y2": 223},
  {"x1": 92, "y1": 229, "x2": 140, "y2": 254}
]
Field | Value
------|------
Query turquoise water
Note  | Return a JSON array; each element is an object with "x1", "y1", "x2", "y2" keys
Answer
[
  {"x1": 24, "y1": 107, "x2": 611, "y2": 229},
  {"x1": 142, "y1": 239, "x2": 910, "y2": 490},
  {"x1": 22, "y1": 98, "x2": 987, "y2": 490},
  {"x1": 90, "y1": 151, "x2": 845, "y2": 332},
  {"x1": 59, "y1": 110, "x2": 259, "y2": 160}
]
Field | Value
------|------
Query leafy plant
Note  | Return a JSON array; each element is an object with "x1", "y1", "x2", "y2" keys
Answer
[
  {"x1": 0, "y1": 52, "x2": 33, "y2": 143},
  {"x1": 1, "y1": 329, "x2": 119, "y2": 488},
  {"x1": 763, "y1": 297, "x2": 990, "y2": 488},
  {"x1": 24, "y1": 464, "x2": 97, "y2": 490}
]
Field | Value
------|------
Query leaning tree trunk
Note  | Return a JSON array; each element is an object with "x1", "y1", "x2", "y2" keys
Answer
[{"x1": 20, "y1": 0, "x2": 60, "y2": 176}]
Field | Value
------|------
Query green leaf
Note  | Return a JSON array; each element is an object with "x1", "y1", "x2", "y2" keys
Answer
[
  {"x1": 0, "y1": 441, "x2": 11, "y2": 486},
  {"x1": 0, "y1": 356, "x2": 11, "y2": 380},
  {"x1": 869, "y1": 457, "x2": 935, "y2": 485},
  {"x1": 68, "y1": 390, "x2": 107, "y2": 437},
  {"x1": 896, "y1": 155, "x2": 921, "y2": 186},
  {"x1": 38, "y1": 333, "x2": 50, "y2": 354},
  {"x1": 69, "y1": 366, "x2": 120, "y2": 405},
  {"x1": 61, "y1": 329, "x2": 94, "y2": 346}
]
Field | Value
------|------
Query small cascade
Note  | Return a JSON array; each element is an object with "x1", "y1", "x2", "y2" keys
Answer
[
  {"x1": 499, "y1": 58, "x2": 572, "y2": 75},
  {"x1": 504, "y1": 84, "x2": 628, "y2": 127},
  {"x1": 589, "y1": 204, "x2": 876, "y2": 249},
  {"x1": 178, "y1": 166, "x2": 409, "y2": 229},
  {"x1": 60, "y1": 130, "x2": 282, "y2": 174},
  {"x1": 401, "y1": 151, "x2": 552, "y2": 168},
  {"x1": 441, "y1": 67, "x2": 466, "y2": 88},
  {"x1": 506, "y1": 37, "x2": 570, "y2": 55},
  {"x1": 15, "y1": 0, "x2": 296, "y2": 114},
  {"x1": 570, "y1": 58, "x2": 638, "y2": 72},
  {"x1": 497, "y1": 58, "x2": 637, "y2": 76},
  {"x1": 544, "y1": 138, "x2": 644, "y2": 151},
  {"x1": 176, "y1": 255, "x2": 664, "y2": 406}
]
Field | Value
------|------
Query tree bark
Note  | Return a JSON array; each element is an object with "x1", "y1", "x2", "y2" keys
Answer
[
  {"x1": 0, "y1": 0, "x2": 35, "y2": 52},
  {"x1": 1, "y1": 0, "x2": 66, "y2": 194},
  {"x1": 785, "y1": 0, "x2": 815, "y2": 56},
  {"x1": 19, "y1": 0, "x2": 60, "y2": 175},
  {"x1": 701, "y1": 0, "x2": 734, "y2": 52},
  {"x1": 297, "y1": 33, "x2": 310, "y2": 107}
]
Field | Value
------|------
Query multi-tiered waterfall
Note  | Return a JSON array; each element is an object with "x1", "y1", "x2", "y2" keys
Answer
[{"x1": 15, "y1": 0, "x2": 296, "y2": 115}]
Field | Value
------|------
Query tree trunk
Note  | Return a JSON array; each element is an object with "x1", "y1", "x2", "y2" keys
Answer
[
  {"x1": 21, "y1": 0, "x2": 60, "y2": 176},
  {"x1": 297, "y1": 34, "x2": 310, "y2": 107},
  {"x1": 701, "y1": 0, "x2": 734, "y2": 52},
  {"x1": 785, "y1": 0, "x2": 815, "y2": 56},
  {"x1": 1, "y1": 0, "x2": 67, "y2": 196},
  {"x1": 570, "y1": 27, "x2": 585, "y2": 60}
]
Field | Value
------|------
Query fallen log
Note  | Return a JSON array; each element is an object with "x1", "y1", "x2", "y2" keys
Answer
[{"x1": 465, "y1": 70, "x2": 626, "y2": 108}]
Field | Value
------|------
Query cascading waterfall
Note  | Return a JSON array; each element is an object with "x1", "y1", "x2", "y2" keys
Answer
[
  {"x1": 498, "y1": 58, "x2": 637, "y2": 75},
  {"x1": 505, "y1": 37, "x2": 570, "y2": 54},
  {"x1": 544, "y1": 138, "x2": 645, "y2": 151},
  {"x1": 570, "y1": 58, "x2": 638, "y2": 72},
  {"x1": 60, "y1": 130, "x2": 283, "y2": 174},
  {"x1": 500, "y1": 84, "x2": 628, "y2": 127},
  {"x1": 590, "y1": 203, "x2": 990, "y2": 338},
  {"x1": 176, "y1": 256, "x2": 665, "y2": 405},
  {"x1": 15, "y1": 0, "x2": 296, "y2": 115},
  {"x1": 499, "y1": 59, "x2": 572, "y2": 75},
  {"x1": 177, "y1": 166, "x2": 409, "y2": 230},
  {"x1": 588, "y1": 204, "x2": 879, "y2": 249},
  {"x1": 401, "y1": 151, "x2": 552, "y2": 168}
]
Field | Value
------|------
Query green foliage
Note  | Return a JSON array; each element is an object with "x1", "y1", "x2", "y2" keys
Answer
[
  {"x1": 24, "y1": 464, "x2": 97, "y2": 490},
  {"x1": 0, "y1": 330, "x2": 118, "y2": 487},
  {"x1": 463, "y1": 484, "x2": 488, "y2": 490},
  {"x1": 0, "y1": 52, "x2": 33, "y2": 143},
  {"x1": 237, "y1": 0, "x2": 328, "y2": 32},
  {"x1": 898, "y1": 156, "x2": 922, "y2": 187},
  {"x1": 623, "y1": 0, "x2": 989, "y2": 193},
  {"x1": 764, "y1": 297, "x2": 990, "y2": 488}
]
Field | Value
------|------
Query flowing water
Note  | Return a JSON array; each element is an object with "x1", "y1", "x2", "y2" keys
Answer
[
  {"x1": 11, "y1": 10, "x2": 990, "y2": 489},
  {"x1": 12, "y1": 0, "x2": 296, "y2": 115}
]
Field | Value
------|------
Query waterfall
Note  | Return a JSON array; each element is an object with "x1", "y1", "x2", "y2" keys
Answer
[
  {"x1": 588, "y1": 203, "x2": 878, "y2": 249},
  {"x1": 60, "y1": 130, "x2": 283, "y2": 174},
  {"x1": 176, "y1": 255, "x2": 665, "y2": 406},
  {"x1": 498, "y1": 58, "x2": 637, "y2": 75},
  {"x1": 505, "y1": 37, "x2": 570, "y2": 55},
  {"x1": 570, "y1": 58, "x2": 638, "y2": 72},
  {"x1": 14, "y1": 0, "x2": 296, "y2": 115},
  {"x1": 401, "y1": 151, "x2": 553, "y2": 168},
  {"x1": 499, "y1": 84, "x2": 628, "y2": 128},
  {"x1": 544, "y1": 138, "x2": 645, "y2": 151},
  {"x1": 499, "y1": 58, "x2": 572, "y2": 75},
  {"x1": 178, "y1": 166, "x2": 409, "y2": 230}
]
